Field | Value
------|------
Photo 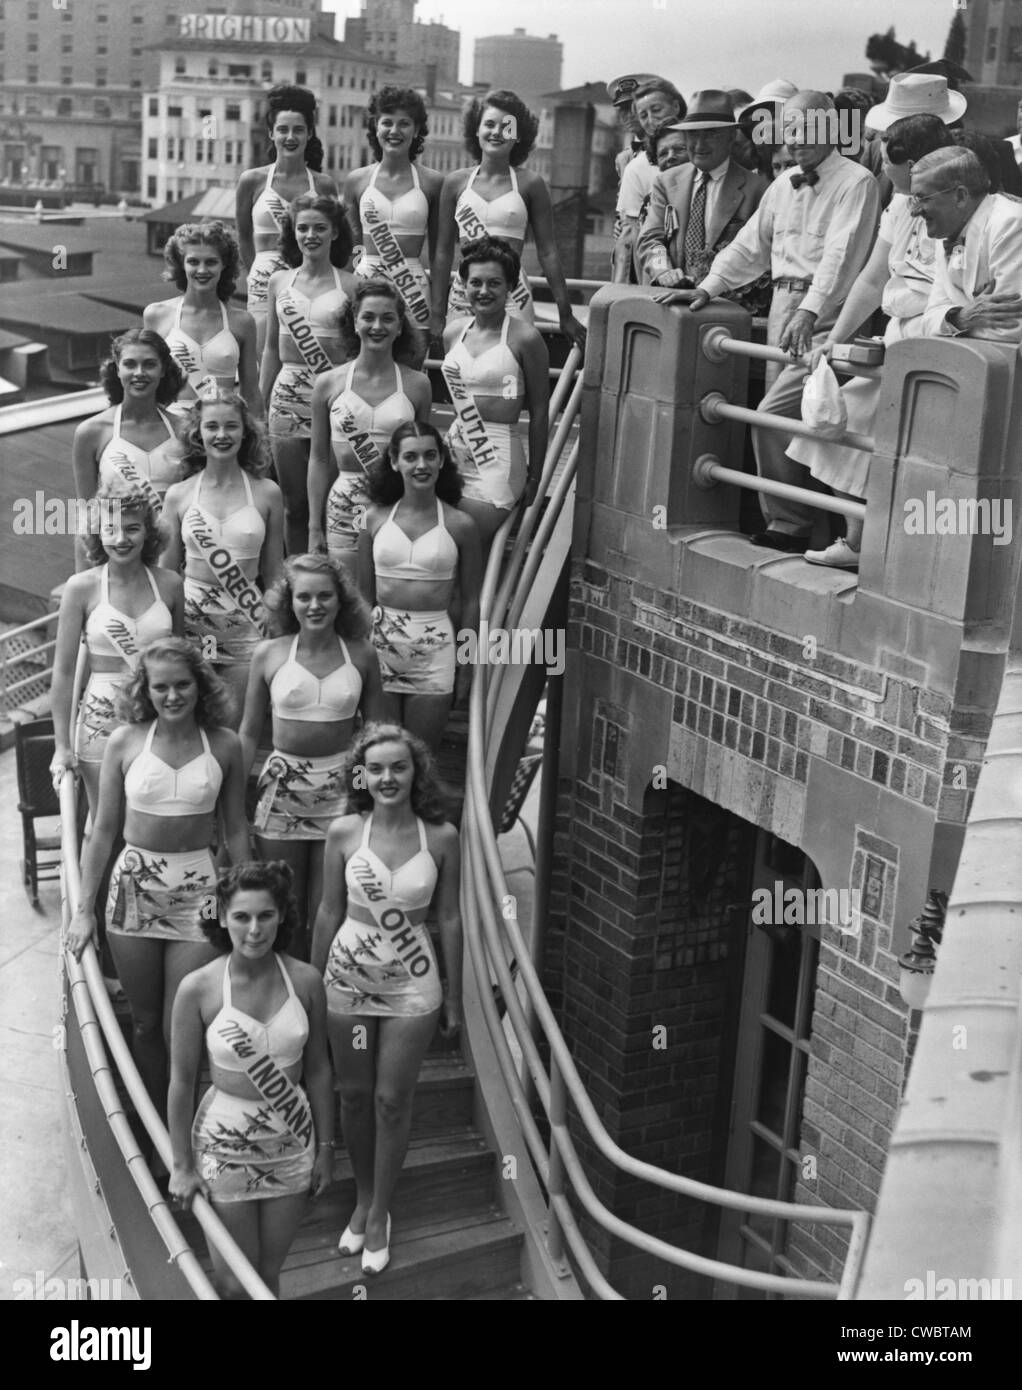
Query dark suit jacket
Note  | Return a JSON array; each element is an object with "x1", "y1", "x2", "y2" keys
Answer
[{"x1": 637, "y1": 158, "x2": 770, "y2": 284}]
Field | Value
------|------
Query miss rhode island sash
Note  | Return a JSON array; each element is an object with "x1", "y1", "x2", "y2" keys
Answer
[
  {"x1": 277, "y1": 290, "x2": 333, "y2": 374},
  {"x1": 454, "y1": 198, "x2": 531, "y2": 315},
  {"x1": 361, "y1": 201, "x2": 431, "y2": 327},
  {"x1": 184, "y1": 508, "x2": 268, "y2": 635},
  {"x1": 210, "y1": 1015, "x2": 314, "y2": 1147},
  {"x1": 347, "y1": 848, "x2": 435, "y2": 981}
]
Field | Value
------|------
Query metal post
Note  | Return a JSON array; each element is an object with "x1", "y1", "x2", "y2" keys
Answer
[{"x1": 547, "y1": 1056, "x2": 567, "y2": 1265}]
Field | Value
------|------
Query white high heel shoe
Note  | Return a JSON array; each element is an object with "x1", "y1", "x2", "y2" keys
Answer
[
  {"x1": 337, "y1": 1218, "x2": 366, "y2": 1256},
  {"x1": 361, "y1": 1215, "x2": 391, "y2": 1275}
]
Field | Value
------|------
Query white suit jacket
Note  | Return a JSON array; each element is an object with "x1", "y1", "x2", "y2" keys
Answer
[{"x1": 921, "y1": 193, "x2": 1022, "y2": 344}]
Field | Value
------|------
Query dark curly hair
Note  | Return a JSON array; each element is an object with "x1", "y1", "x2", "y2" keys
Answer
[
  {"x1": 884, "y1": 113, "x2": 956, "y2": 167},
  {"x1": 265, "y1": 84, "x2": 324, "y2": 172},
  {"x1": 338, "y1": 278, "x2": 424, "y2": 365},
  {"x1": 180, "y1": 389, "x2": 271, "y2": 478},
  {"x1": 366, "y1": 86, "x2": 429, "y2": 162},
  {"x1": 457, "y1": 235, "x2": 521, "y2": 288},
  {"x1": 463, "y1": 89, "x2": 538, "y2": 165},
  {"x1": 99, "y1": 329, "x2": 185, "y2": 406},
  {"x1": 366, "y1": 421, "x2": 463, "y2": 506},
  {"x1": 201, "y1": 860, "x2": 299, "y2": 953},
  {"x1": 264, "y1": 553, "x2": 372, "y2": 640},
  {"x1": 278, "y1": 193, "x2": 353, "y2": 269},
  {"x1": 118, "y1": 637, "x2": 233, "y2": 727},
  {"x1": 341, "y1": 722, "x2": 447, "y2": 823},
  {"x1": 162, "y1": 221, "x2": 241, "y2": 300},
  {"x1": 80, "y1": 482, "x2": 167, "y2": 568}
]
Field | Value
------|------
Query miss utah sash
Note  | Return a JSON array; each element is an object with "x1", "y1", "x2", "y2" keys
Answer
[
  {"x1": 211, "y1": 1014, "x2": 314, "y2": 1147},
  {"x1": 361, "y1": 201, "x2": 431, "y2": 327},
  {"x1": 441, "y1": 358, "x2": 503, "y2": 481},
  {"x1": 184, "y1": 508, "x2": 267, "y2": 634}
]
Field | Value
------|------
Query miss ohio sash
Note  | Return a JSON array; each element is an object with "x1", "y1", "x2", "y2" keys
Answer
[
  {"x1": 348, "y1": 848, "x2": 435, "y2": 980},
  {"x1": 184, "y1": 507, "x2": 268, "y2": 634},
  {"x1": 210, "y1": 1015, "x2": 314, "y2": 1147},
  {"x1": 277, "y1": 289, "x2": 333, "y2": 374},
  {"x1": 361, "y1": 201, "x2": 431, "y2": 327}
]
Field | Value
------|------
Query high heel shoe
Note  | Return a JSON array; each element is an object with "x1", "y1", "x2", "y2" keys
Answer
[
  {"x1": 337, "y1": 1220, "x2": 366, "y2": 1257},
  {"x1": 361, "y1": 1215, "x2": 391, "y2": 1275}
]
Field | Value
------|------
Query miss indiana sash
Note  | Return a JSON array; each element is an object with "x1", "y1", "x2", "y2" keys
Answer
[
  {"x1": 331, "y1": 405, "x2": 385, "y2": 475},
  {"x1": 347, "y1": 848, "x2": 435, "y2": 980},
  {"x1": 277, "y1": 289, "x2": 333, "y2": 374},
  {"x1": 360, "y1": 201, "x2": 431, "y2": 327},
  {"x1": 454, "y1": 198, "x2": 531, "y2": 315},
  {"x1": 101, "y1": 451, "x2": 163, "y2": 514},
  {"x1": 441, "y1": 357, "x2": 503, "y2": 480},
  {"x1": 184, "y1": 508, "x2": 268, "y2": 634},
  {"x1": 210, "y1": 1014, "x2": 314, "y2": 1147}
]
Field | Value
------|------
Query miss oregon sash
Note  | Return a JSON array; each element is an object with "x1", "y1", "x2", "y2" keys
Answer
[
  {"x1": 360, "y1": 201, "x2": 431, "y2": 327},
  {"x1": 454, "y1": 198, "x2": 531, "y2": 314},
  {"x1": 331, "y1": 404, "x2": 385, "y2": 476},
  {"x1": 441, "y1": 357, "x2": 503, "y2": 478},
  {"x1": 347, "y1": 848, "x2": 435, "y2": 980},
  {"x1": 183, "y1": 507, "x2": 268, "y2": 634},
  {"x1": 277, "y1": 291, "x2": 333, "y2": 374},
  {"x1": 210, "y1": 1014, "x2": 314, "y2": 1147},
  {"x1": 101, "y1": 451, "x2": 163, "y2": 514}
]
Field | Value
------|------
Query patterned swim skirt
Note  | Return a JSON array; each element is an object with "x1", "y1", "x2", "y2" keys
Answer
[
  {"x1": 254, "y1": 749, "x2": 348, "y2": 841},
  {"x1": 192, "y1": 1085, "x2": 314, "y2": 1203},
  {"x1": 446, "y1": 419, "x2": 526, "y2": 511},
  {"x1": 106, "y1": 844, "x2": 216, "y2": 942},
  {"x1": 184, "y1": 575, "x2": 266, "y2": 667},
  {"x1": 371, "y1": 606, "x2": 456, "y2": 696},
  {"x1": 268, "y1": 363, "x2": 316, "y2": 439},
  {"x1": 326, "y1": 471, "x2": 371, "y2": 557},
  {"x1": 74, "y1": 671, "x2": 129, "y2": 766},
  {"x1": 247, "y1": 250, "x2": 289, "y2": 317},
  {"x1": 325, "y1": 913, "x2": 441, "y2": 1017}
]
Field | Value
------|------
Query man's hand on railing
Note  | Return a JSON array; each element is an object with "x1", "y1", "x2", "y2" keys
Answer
[
  {"x1": 66, "y1": 905, "x2": 96, "y2": 962},
  {"x1": 559, "y1": 311, "x2": 587, "y2": 353},
  {"x1": 808, "y1": 342, "x2": 835, "y2": 374},
  {"x1": 651, "y1": 269, "x2": 694, "y2": 290},
  {"x1": 653, "y1": 286, "x2": 710, "y2": 312},
  {"x1": 169, "y1": 1162, "x2": 210, "y2": 1211},
  {"x1": 779, "y1": 308, "x2": 817, "y2": 360}
]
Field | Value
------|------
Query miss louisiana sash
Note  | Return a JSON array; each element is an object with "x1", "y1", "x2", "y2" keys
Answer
[
  {"x1": 441, "y1": 357, "x2": 503, "y2": 481},
  {"x1": 101, "y1": 451, "x2": 163, "y2": 514},
  {"x1": 184, "y1": 508, "x2": 268, "y2": 634},
  {"x1": 277, "y1": 290, "x2": 333, "y2": 374},
  {"x1": 347, "y1": 848, "x2": 435, "y2": 980},
  {"x1": 454, "y1": 198, "x2": 531, "y2": 314},
  {"x1": 210, "y1": 1015, "x2": 314, "y2": 1147},
  {"x1": 331, "y1": 405, "x2": 385, "y2": 476},
  {"x1": 360, "y1": 201, "x2": 431, "y2": 327}
]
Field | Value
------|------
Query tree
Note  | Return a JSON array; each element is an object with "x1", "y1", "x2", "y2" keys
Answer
[
  {"x1": 865, "y1": 26, "x2": 930, "y2": 76},
  {"x1": 944, "y1": 11, "x2": 966, "y2": 68}
]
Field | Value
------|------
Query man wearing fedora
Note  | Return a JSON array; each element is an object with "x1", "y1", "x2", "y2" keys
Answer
[{"x1": 638, "y1": 91, "x2": 769, "y2": 289}]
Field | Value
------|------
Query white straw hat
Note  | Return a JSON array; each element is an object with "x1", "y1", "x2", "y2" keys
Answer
[{"x1": 865, "y1": 73, "x2": 967, "y2": 132}]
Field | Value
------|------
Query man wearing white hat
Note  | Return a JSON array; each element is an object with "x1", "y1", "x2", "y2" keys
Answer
[
  {"x1": 638, "y1": 91, "x2": 769, "y2": 288},
  {"x1": 864, "y1": 72, "x2": 967, "y2": 134}
]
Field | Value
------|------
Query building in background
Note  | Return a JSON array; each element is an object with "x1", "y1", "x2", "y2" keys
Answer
[
  {"x1": 344, "y1": 0, "x2": 459, "y2": 88},
  {"x1": 474, "y1": 28, "x2": 562, "y2": 111}
]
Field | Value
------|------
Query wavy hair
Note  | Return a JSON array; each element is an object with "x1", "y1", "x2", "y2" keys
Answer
[
  {"x1": 80, "y1": 482, "x2": 167, "y2": 568},
  {"x1": 180, "y1": 389, "x2": 271, "y2": 478},
  {"x1": 99, "y1": 329, "x2": 185, "y2": 406},
  {"x1": 337, "y1": 277, "x2": 424, "y2": 365},
  {"x1": 202, "y1": 860, "x2": 299, "y2": 954},
  {"x1": 366, "y1": 86, "x2": 429, "y2": 161},
  {"x1": 265, "y1": 84, "x2": 324, "y2": 172},
  {"x1": 264, "y1": 553, "x2": 372, "y2": 640},
  {"x1": 365, "y1": 421, "x2": 463, "y2": 506},
  {"x1": 118, "y1": 636, "x2": 233, "y2": 728},
  {"x1": 162, "y1": 221, "x2": 240, "y2": 300},
  {"x1": 278, "y1": 192, "x2": 353, "y2": 269},
  {"x1": 457, "y1": 235, "x2": 521, "y2": 287},
  {"x1": 341, "y1": 722, "x2": 447, "y2": 823},
  {"x1": 463, "y1": 89, "x2": 538, "y2": 165},
  {"x1": 884, "y1": 113, "x2": 956, "y2": 167}
]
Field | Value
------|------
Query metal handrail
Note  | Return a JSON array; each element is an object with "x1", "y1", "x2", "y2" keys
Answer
[
  {"x1": 700, "y1": 390, "x2": 876, "y2": 455},
  {"x1": 460, "y1": 352, "x2": 872, "y2": 1299},
  {"x1": 693, "y1": 455, "x2": 868, "y2": 523}
]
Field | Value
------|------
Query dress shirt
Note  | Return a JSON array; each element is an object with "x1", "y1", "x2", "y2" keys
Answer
[
  {"x1": 699, "y1": 150, "x2": 880, "y2": 322},
  {"x1": 921, "y1": 193, "x2": 1022, "y2": 343},
  {"x1": 692, "y1": 158, "x2": 730, "y2": 231},
  {"x1": 616, "y1": 153, "x2": 657, "y2": 219}
]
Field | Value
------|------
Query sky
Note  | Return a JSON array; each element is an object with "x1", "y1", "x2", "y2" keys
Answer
[{"x1": 321, "y1": 0, "x2": 954, "y2": 95}]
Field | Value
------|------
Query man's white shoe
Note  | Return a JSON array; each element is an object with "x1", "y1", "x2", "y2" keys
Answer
[{"x1": 804, "y1": 538, "x2": 860, "y2": 570}]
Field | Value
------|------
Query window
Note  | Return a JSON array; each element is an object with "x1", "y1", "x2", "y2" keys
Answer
[
  {"x1": 94, "y1": 99, "x2": 111, "y2": 118},
  {"x1": 57, "y1": 97, "x2": 72, "y2": 116},
  {"x1": 1010, "y1": 26, "x2": 1022, "y2": 60},
  {"x1": 261, "y1": 61, "x2": 273, "y2": 81},
  {"x1": 147, "y1": 138, "x2": 157, "y2": 159},
  {"x1": 229, "y1": 64, "x2": 253, "y2": 78},
  {"x1": 27, "y1": 65, "x2": 38, "y2": 84},
  {"x1": 167, "y1": 104, "x2": 182, "y2": 117},
  {"x1": 97, "y1": 8, "x2": 108, "y2": 20},
  {"x1": 147, "y1": 175, "x2": 157, "y2": 198},
  {"x1": 96, "y1": 70, "x2": 107, "y2": 88},
  {"x1": 988, "y1": 26, "x2": 1001, "y2": 60},
  {"x1": 166, "y1": 136, "x2": 176, "y2": 158},
  {"x1": 226, "y1": 103, "x2": 241, "y2": 122},
  {"x1": 149, "y1": 97, "x2": 159, "y2": 116},
  {"x1": 327, "y1": 72, "x2": 333, "y2": 87},
  {"x1": 61, "y1": 35, "x2": 72, "y2": 53},
  {"x1": 328, "y1": 105, "x2": 337, "y2": 127},
  {"x1": 41, "y1": 147, "x2": 62, "y2": 180},
  {"x1": 61, "y1": 66, "x2": 72, "y2": 85},
  {"x1": 133, "y1": 10, "x2": 144, "y2": 22},
  {"x1": 196, "y1": 140, "x2": 203, "y2": 163},
  {"x1": 131, "y1": 45, "x2": 142, "y2": 58},
  {"x1": 296, "y1": 69, "x2": 306, "y2": 85},
  {"x1": 175, "y1": 57, "x2": 186, "y2": 75},
  {"x1": 96, "y1": 43, "x2": 108, "y2": 56},
  {"x1": 165, "y1": 12, "x2": 178, "y2": 24},
  {"x1": 27, "y1": 33, "x2": 38, "y2": 53},
  {"x1": 27, "y1": 0, "x2": 38, "y2": 16},
  {"x1": 129, "y1": 101, "x2": 141, "y2": 119},
  {"x1": 208, "y1": 61, "x2": 218, "y2": 77}
]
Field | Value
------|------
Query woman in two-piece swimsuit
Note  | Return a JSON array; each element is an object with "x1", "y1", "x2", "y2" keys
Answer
[
  {"x1": 160, "y1": 389, "x2": 284, "y2": 726},
  {"x1": 343, "y1": 85, "x2": 444, "y2": 351},
  {"x1": 442, "y1": 236, "x2": 550, "y2": 560},
  {"x1": 312, "y1": 723, "x2": 462, "y2": 1274},
  {"x1": 429, "y1": 88, "x2": 587, "y2": 351},
  {"x1": 71, "y1": 330, "x2": 187, "y2": 560},
  {"x1": 307, "y1": 279, "x2": 431, "y2": 579},
  {"x1": 235, "y1": 83, "x2": 337, "y2": 359},
  {"x1": 239, "y1": 554, "x2": 385, "y2": 958},
  {"x1": 169, "y1": 861, "x2": 334, "y2": 1298},
  {"x1": 68, "y1": 639, "x2": 249, "y2": 1112},
  {"x1": 359, "y1": 422, "x2": 482, "y2": 752},
  {"x1": 261, "y1": 194, "x2": 357, "y2": 556},
  {"x1": 144, "y1": 221, "x2": 260, "y2": 420}
]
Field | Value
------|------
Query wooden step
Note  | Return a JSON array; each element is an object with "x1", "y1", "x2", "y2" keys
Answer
[
  {"x1": 332, "y1": 1054, "x2": 476, "y2": 1139},
  {"x1": 321, "y1": 1132, "x2": 496, "y2": 1226},
  {"x1": 467, "y1": 1284, "x2": 536, "y2": 1300},
  {"x1": 284, "y1": 1207, "x2": 524, "y2": 1300}
]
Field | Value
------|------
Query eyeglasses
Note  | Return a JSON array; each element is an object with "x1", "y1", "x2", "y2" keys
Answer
[{"x1": 907, "y1": 184, "x2": 961, "y2": 211}]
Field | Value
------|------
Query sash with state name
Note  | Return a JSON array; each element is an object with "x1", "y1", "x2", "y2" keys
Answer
[
  {"x1": 211, "y1": 1014, "x2": 314, "y2": 1148},
  {"x1": 101, "y1": 451, "x2": 164, "y2": 515},
  {"x1": 97, "y1": 607, "x2": 141, "y2": 671},
  {"x1": 331, "y1": 404, "x2": 386, "y2": 476},
  {"x1": 454, "y1": 200, "x2": 531, "y2": 314},
  {"x1": 277, "y1": 291, "x2": 334, "y2": 374},
  {"x1": 361, "y1": 201, "x2": 431, "y2": 327},
  {"x1": 441, "y1": 357, "x2": 506, "y2": 490},
  {"x1": 261, "y1": 178, "x2": 290, "y2": 234},
  {"x1": 184, "y1": 508, "x2": 268, "y2": 635},
  {"x1": 170, "y1": 335, "x2": 219, "y2": 401},
  {"x1": 346, "y1": 848, "x2": 435, "y2": 981}
]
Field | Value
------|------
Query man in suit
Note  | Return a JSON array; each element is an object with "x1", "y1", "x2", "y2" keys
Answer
[
  {"x1": 638, "y1": 90, "x2": 769, "y2": 289},
  {"x1": 914, "y1": 147, "x2": 1022, "y2": 342}
]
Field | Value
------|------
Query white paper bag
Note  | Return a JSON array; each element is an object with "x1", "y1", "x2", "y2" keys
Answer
[{"x1": 801, "y1": 358, "x2": 848, "y2": 439}]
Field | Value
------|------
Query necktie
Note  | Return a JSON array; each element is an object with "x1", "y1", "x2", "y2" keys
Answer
[
  {"x1": 791, "y1": 170, "x2": 819, "y2": 190},
  {"x1": 683, "y1": 173, "x2": 708, "y2": 278}
]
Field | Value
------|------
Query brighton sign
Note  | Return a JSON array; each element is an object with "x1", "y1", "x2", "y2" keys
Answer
[{"x1": 179, "y1": 14, "x2": 312, "y2": 43}]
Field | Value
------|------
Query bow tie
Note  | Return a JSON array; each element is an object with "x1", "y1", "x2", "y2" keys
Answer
[{"x1": 791, "y1": 170, "x2": 819, "y2": 190}]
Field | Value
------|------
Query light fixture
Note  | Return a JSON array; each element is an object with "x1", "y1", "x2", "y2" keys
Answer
[{"x1": 898, "y1": 889, "x2": 948, "y2": 1010}]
